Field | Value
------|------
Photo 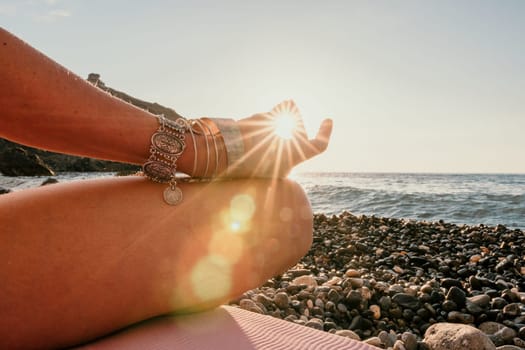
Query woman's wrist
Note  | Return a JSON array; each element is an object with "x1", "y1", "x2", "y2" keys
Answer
[
  {"x1": 174, "y1": 118, "x2": 229, "y2": 178},
  {"x1": 195, "y1": 118, "x2": 228, "y2": 177}
]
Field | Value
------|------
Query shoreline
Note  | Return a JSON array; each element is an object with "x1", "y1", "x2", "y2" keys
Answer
[
  {"x1": 3, "y1": 172, "x2": 524, "y2": 230},
  {"x1": 229, "y1": 212, "x2": 525, "y2": 349}
]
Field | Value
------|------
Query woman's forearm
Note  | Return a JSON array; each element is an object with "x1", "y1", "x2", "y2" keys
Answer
[{"x1": 0, "y1": 27, "x2": 201, "y2": 173}]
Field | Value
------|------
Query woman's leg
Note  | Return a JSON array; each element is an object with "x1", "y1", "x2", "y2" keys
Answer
[{"x1": 0, "y1": 177, "x2": 313, "y2": 349}]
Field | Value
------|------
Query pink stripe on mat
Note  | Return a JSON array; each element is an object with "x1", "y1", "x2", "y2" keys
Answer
[{"x1": 77, "y1": 306, "x2": 379, "y2": 350}]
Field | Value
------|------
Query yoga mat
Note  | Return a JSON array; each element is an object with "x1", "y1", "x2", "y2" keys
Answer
[{"x1": 77, "y1": 306, "x2": 379, "y2": 349}]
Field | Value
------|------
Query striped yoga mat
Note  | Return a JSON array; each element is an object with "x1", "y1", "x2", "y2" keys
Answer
[{"x1": 78, "y1": 306, "x2": 379, "y2": 350}]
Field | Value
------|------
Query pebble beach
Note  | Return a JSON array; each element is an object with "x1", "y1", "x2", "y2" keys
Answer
[
  {"x1": 229, "y1": 212, "x2": 525, "y2": 350},
  {"x1": 2, "y1": 174, "x2": 523, "y2": 349}
]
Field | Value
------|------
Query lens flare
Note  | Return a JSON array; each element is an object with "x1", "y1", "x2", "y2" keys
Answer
[
  {"x1": 190, "y1": 254, "x2": 232, "y2": 302},
  {"x1": 273, "y1": 112, "x2": 297, "y2": 140},
  {"x1": 230, "y1": 221, "x2": 241, "y2": 231},
  {"x1": 230, "y1": 194, "x2": 256, "y2": 223}
]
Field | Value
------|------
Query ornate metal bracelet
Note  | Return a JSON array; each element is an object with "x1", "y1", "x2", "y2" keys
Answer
[{"x1": 142, "y1": 115, "x2": 189, "y2": 205}]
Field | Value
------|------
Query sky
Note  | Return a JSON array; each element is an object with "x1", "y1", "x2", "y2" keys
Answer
[{"x1": 1, "y1": 0, "x2": 524, "y2": 173}]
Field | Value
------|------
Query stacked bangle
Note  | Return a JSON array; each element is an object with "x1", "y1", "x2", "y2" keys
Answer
[
  {"x1": 200, "y1": 118, "x2": 226, "y2": 177},
  {"x1": 142, "y1": 115, "x2": 245, "y2": 205}
]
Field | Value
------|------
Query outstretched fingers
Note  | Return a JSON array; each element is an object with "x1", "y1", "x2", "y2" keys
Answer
[{"x1": 307, "y1": 118, "x2": 333, "y2": 157}]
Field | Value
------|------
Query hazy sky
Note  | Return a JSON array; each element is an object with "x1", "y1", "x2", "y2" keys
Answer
[{"x1": 2, "y1": 0, "x2": 524, "y2": 173}]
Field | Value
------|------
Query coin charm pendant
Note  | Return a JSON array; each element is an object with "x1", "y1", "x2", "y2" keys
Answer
[{"x1": 163, "y1": 186, "x2": 183, "y2": 205}]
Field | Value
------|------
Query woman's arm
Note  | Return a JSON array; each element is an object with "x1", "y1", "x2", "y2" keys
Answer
[
  {"x1": 0, "y1": 27, "x2": 332, "y2": 178},
  {"x1": 0, "y1": 27, "x2": 160, "y2": 166}
]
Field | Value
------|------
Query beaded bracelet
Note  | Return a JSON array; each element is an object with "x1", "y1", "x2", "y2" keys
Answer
[{"x1": 142, "y1": 115, "x2": 189, "y2": 205}]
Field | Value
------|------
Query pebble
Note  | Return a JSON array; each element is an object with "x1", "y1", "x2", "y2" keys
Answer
[
  {"x1": 401, "y1": 332, "x2": 418, "y2": 350},
  {"x1": 392, "y1": 293, "x2": 420, "y2": 310},
  {"x1": 442, "y1": 300, "x2": 457, "y2": 312},
  {"x1": 466, "y1": 301, "x2": 484, "y2": 315},
  {"x1": 514, "y1": 337, "x2": 525, "y2": 348},
  {"x1": 503, "y1": 303, "x2": 521, "y2": 317},
  {"x1": 393, "y1": 339, "x2": 407, "y2": 350},
  {"x1": 346, "y1": 290, "x2": 362, "y2": 308},
  {"x1": 469, "y1": 275, "x2": 483, "y2": 290},
  {"x1": 273, "y1": 292, "x2": 290, "y2": 309},
  {"x1": 424, "y1": 323, "x2": 496, "y2": 350},
  {"x1": 448, "y1": 311, "x2": 475, "y2": 324},
  {"x1": 41, "y1": 177, "x2": 58, "y2": 186},
  {"x1": 306, "y1": 299, "x2": 314, "y2": 309},
  {"x1": 441, "y1": 278, "x2": 463, "y2": 289},
  {"x1": 337, "y1": 303, "x2": 347, "y2": 313},
  {"x1": 287, "y1": 268, "x2": 312, "y2": 278},
  {"x1": 239, "y1": 299, "x2": 264, "y2": 314},
  {"x1": 446, "y1": 286, "x2": 467, "y2": 308},
  {"x1": 345, "y1": 269, "x2": 360, "y2": 277},
  {"x1": 349, "y1": 278, "x2": 364, "y2": 288},
  {"x1": 304, "y1": 318, "x2": 324, "y2": 330},
  {"x1": 291, "y1": 275, "x2": 318, "y2": 288},
  {"x1": 496, "y1": 327, "x2": 518, "y2": 343},
  {"x1": 334, "y1": 329, "x2": 361, "y2": 341},
  {"x1": 378, "y1": 330, "x2": 396, "y2": 348},
  {"x1": 323, "y1": 276, "x2": 342, "y2": 286},
  {"x1": 369, "y1": 304, "x2": 381, "y2": 320},
  {"x1": 327, "y1": 289, "x2": 341, "y2": 303},
  {"x1": 469, "y1": 294, "x2": 491, "y2": 308},
  {"x1": 518, "y1": 326, "x2": 525, "y2": 339},
  {"x1": 349, "y1": 315, "x2": 372, "y2": 331},
  {"x1": 363, "y1": 336, "x2": 382, "y2": 348},
  {"x1": 255, "y1": 293, "x2": 273, "y2": 308},
  {"x1": 360, "y1": 286, "x2": 372, "y2": 301},
  {"x1": 493, "y1": 297, "x2": 509, "y2": 309},
  {"x1": 226, "y1": 213, "x2": 525, "y2": 348}
]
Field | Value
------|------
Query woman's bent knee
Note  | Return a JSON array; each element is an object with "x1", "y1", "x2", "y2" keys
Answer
[
  {"x1": 274, "y1": 178, "x2": 313, "y2": 258},
  {"x1": 176, "y1": 178, "x2": 314, "y2": 309},
  {"x1": 239, "y1": 178, "x2": 314, "y2": 282}
]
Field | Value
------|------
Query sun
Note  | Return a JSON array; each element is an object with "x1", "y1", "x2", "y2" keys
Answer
[
  {"x1": 230, "y1": 100, "x2": 309, "y2": 179},
  {"x1": 272, "y1": 111, "x2": 297, "y2": 140}
]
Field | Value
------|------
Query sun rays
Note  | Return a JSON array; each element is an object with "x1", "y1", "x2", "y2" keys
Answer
[
  {"x1": 272, "y1": 111, "x2": 297, "y2": 140},
  {"x1": 227, "y1": 100, "x2": 320, "y2": 179}
]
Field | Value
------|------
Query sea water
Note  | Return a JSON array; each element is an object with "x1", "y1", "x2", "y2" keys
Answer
[
  {"x1": 294, "y1": 173, "x2": 525, "y2": 229},
  {"x1": 1, "y1": 172, "x2": 524, "y2": 229}
]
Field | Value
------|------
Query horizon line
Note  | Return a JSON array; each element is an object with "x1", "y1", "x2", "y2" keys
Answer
[{"x1": 295, "y1": 171, "x2": 525, "y2": 175}]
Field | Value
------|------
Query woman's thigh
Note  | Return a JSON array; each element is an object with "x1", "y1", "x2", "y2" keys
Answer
[{"x1": 0, "y1": 176, "x2": 313, "y2": 349}]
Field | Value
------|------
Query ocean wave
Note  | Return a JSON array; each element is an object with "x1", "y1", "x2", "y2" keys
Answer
[
  {"x1": 2, "y1": 172, "x2": 524, "y2": 229},
  {"x1": 297, "y1": 174, "x2": 525, "y2": 229}
]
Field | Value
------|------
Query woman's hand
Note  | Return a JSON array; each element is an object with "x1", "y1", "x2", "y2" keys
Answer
[{"x1": 232, "y1": 100, "x2": 333, "y2": 178}]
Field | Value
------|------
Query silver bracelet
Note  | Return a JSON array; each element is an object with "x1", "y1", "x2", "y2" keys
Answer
[{"x1": 142, "y1": 115, "x2": 188, "y2": 205}]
